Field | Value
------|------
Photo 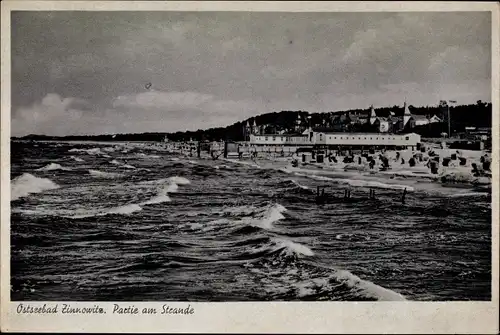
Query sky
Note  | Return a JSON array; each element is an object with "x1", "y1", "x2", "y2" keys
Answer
[{"x1": 11, "y1": 11, "x2": 492, "y2": 136}]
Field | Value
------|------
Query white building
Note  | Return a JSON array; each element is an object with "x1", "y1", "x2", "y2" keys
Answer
[
  {"x1": 313, "y1": 132, "x2": 421, "y2": 148},
  {"x1": 249, "y1": 134, "x2": 311, "y2": 146}
]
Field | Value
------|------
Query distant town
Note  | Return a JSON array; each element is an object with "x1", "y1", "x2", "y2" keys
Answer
[{"x1": 16, "y1": 100, "x2": 492, "y2": 150}]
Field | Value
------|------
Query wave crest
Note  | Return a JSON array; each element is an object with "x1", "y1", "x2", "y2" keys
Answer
[
  {"x1": 88, "y1": 169, "x2": 123, "y2": 179},
  {"x1": 11, "y1": 173, "x2": 59, "y2": 201},
  {"x1": 36, "y1": 163, "x2": 70, "y2": 171}
]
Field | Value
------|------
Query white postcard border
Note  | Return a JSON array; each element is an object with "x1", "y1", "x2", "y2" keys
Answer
[{"x1": 1, "y1": 1, "x2": 499, "y2": 334}]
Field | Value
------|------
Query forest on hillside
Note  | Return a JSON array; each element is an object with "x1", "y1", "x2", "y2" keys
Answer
[{"x1": 15, "y1": 101, "x2": 492, "y2": 142}]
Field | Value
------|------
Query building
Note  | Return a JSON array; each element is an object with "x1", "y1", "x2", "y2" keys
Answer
[
  {"x1": 373, "y1": 117, "x2": 390, "y2": 133},
  {"x1": 407, "y1": 114, "x2": 443, "y2": 128},
  {"x1": 249, "y1": 131, "x2": 421, "y2": 149},
  {"x1": 249, "y1": 133, "x2": 311, "y2": 146},
  {"x1": 314, "y1": 132, "x2": 421, "y2": 149}
]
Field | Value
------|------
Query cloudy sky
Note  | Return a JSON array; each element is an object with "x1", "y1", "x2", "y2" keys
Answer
[{"x1": 11, "y1": 11, "x2": 491, "y2": 136}]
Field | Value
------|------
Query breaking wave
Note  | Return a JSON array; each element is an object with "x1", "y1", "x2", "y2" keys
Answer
[
  {"x1": 65, "y1": 204, "x2": 143, "y2": 219},
  {"x1": 168, "y1": 176, "x2": 191, "y2": 185},
  {"x1": 259, "y1": 203, "x2": 287, "y2": 229},
  {"x1": 88, "y1": 169, "x2": 123, "y2": 179},
  {"x1": 139, "y1": 176, "x2": 190, "y2": 205},
  {"x1": 70, "y1": 156, "x2": 84, "y2": 162},
  {"x1": 110, "y1": 160, "x2": 136, "y2": 169},
  {"x1": 271, "y1": 237, "x2": 314, "y2": 256},
  {"x1": 36, "y1": 163, "x2": 71, "y2": 171},
  {"x1": 68, "y1": 147, "x2": 104, "y2": 155},
  {"x1": 11, "y1": 173, "x2": 59, "y2": 201},
  {"x1": 307, "y1": 174, "x2": 414, "y2": 191}
]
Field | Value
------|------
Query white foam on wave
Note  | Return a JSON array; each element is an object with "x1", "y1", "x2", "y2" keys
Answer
[
  {"x1": 68, "y1": 147, "x2": 104, "y2": 155},
  {"x1": 220, "y1": 204, "x2": 259, "y2": 216},
  {"x1": 272, "y1": 237, "x2": 315, "y2": 257},
  {"x1": 108, "y1": 204, "x2": 142, "y2": 215},
  {"x1": 88, "y1": 169, "x2": 123, "y2": 179},
  {"x1": 11, "y1": 173, "x2": 60, "y2": 201},
  {"x1": 307, "y1": 174, "x2": 414, "y2": 191},
  {"x1": 110, "y1": 159, "x2": 136, "y2": 169},
  {"x1": 136, "y1": 152, "x2": 161, "y2": 159},
  {"x1": 70, "y1": 156, "x2": 84, "y2": 162},
  {"x1": 36, "y1": 163, "x2": 71, "y2": 171},
  {"x1": 141, "y1": 193, "x2": 171, "y2": 205},
  {"x1": 168, "y1": 176, "x2": 191, "y2": 185},
  {"x1": 290, "y1": 179, "x2": 309, "y2": 190},
  {"x1": 66, "y1": 203, "x2": 143, "y2": 219},
  {"x1": 102, "y1": 146, "x2": 116, "y2": 153},
  {"x1": 140, "y1": 176, "x2": 190, "y2": 205},
  {"x1": 258, "y1": 203, "x2": 287, "y2": 229},
  {"x1": 333, "y1": 270, "x2": 406, "y2": 301},
  {"x1": 140, "y1": 183, "x2": 175, "y2": 205},
  {"x1": 122, "y1": 164, "x2": 136, "y2": 169}
]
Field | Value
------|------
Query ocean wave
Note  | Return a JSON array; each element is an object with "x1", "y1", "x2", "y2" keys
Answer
[
  {"x1": 36, "y1": 163, "x2": 71, "y2": 171},
  {"x1": 332, "y1": 269, "x2": 406, "y2": 301},
  {"x1": 290, "y1": 179, "x2": 309, "y2": 190},
  {"x1": 102, "y1": 146, "x2": 117, "y2": 153},
  {"x1": 140, "y1": 188, "x2": 172, "y2": 205},
  {"x1": 122, "y1": 164, "x2": 137, "y2": 169},
  {"x1": 70, "y1": 156, "x2": 84, "y2": 162},
  {"x1": 65, "y1": 204, "x2": 143, "y2": 219},
  {"x1": 215, "y1": 164, "x2": 234, "y2": 171},
  {"x1": 307, "y1": 174, "x2": 414, "y2": 191},
  {"x1": 448, "y1": 192, "x2": 490, "y2": 198},
  {"x1": 168, "y1": 176, "x2": 191, "y2": 185},
  {"x1": 216, "y1": 203, "x2": 287, "y2": 232},
  {"x1": 259, "y1": 203, "x2": 287, "y2": 229},
  {"x1": 136, "y1": 152, "x2": 160, "y2": 159},
  {"x1": 88, "y1": 169, "x2": 123, "y2": 179},
  {"x1": 68, "y1": 147, "x2": 104, "y2": 155},
  {"x1": 271, "y1": 237, "x2": 314, "y2": 257},
  {"x1": 139, "y1": 176, "x2": 190, "y2": 205},
  {"x1": 11, "y1": 173, "x2": 60, "y2": 201},
  {"x1": 110, "y1": 159, "x2": 136, "y2": 169}
]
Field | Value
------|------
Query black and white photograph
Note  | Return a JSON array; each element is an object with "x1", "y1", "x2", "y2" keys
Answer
[{"x1": 2, "y1": 1, "x2": 499, "y2": 332}]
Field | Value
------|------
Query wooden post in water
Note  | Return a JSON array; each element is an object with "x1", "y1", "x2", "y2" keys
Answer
[
  {"x1": 224, "y1": 141, "x2": 228, "y2": 158},
  {"x1": 197, "y1": 141, "x2": 201, "y2": 158},
  {"x1": 401, "y1": 188, "x2": 407, "y2": 204}
]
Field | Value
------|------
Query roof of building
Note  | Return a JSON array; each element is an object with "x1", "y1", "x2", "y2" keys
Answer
[
  {"x1": 412, "y1": 115, "x2": 429, "y2": 121},
  {"x1": 430, "y1": 114, "x2": 443, "y2": 120},
  {"x1": 318, "y1": 131, "x2": 421, "y2": 136},
  {"x1": 311, "y1": 127, "x2": 338, "y2": 133},
  {"x1": 251, "y1": 133, "x2": 307, "y2": 137}
]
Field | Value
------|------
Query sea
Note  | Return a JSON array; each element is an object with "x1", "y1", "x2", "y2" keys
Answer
[{"x1": 10, "y1": 140, "x2": 492, "y2": 301}]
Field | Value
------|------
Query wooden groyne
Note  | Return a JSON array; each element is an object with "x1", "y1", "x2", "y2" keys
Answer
[{"x1": 315, "y1": 186, "x2": 408, "y2": 205}]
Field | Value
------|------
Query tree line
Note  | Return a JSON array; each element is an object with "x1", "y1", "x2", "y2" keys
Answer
[{"x1": 15, "y1": 101, "x2": 492, "y2": 142}]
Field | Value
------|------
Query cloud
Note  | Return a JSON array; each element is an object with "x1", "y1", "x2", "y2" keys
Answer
[
  {"x1": 10, "y1": 11, "x2": 492, "y2": 136},
  {"x1": 112, "y1": 91, "x2": 214, "y2": 110},
  {"x1": 12, "y1": 91, "x2": 268, "y2": 136}
]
